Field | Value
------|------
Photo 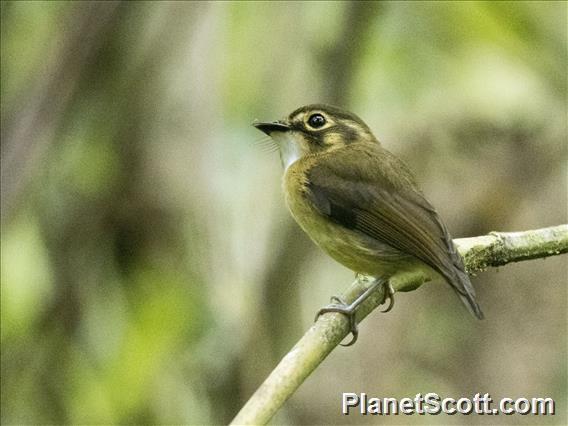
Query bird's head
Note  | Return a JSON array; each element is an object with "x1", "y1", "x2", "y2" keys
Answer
[{"x1": 253, "y1": 104, "x2": 378, "y2": 170}]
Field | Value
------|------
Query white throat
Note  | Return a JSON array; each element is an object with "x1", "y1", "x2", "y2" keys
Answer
[{"x1": 271, "y1": 131, "x2": 302, "y2": 171}]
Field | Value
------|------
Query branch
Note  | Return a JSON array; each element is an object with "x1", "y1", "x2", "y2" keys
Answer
[{"x1": 231, "y1": 225, "x2": 568, "y2": 425}]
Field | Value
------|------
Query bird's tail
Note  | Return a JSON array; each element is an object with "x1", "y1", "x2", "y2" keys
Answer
[{"x1": 453, "y1": 268, "x2": 484, "y2": 319}]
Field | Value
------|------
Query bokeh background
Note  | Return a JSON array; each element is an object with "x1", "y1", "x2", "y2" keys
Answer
[{"x1": 1, "y1": 1, "x2": 566, "y2": 425}]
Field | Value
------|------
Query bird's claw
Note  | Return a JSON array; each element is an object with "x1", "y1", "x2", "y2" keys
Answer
[
  {"x1": 314, "y1": 279, "x2": 394, "y2": 346},
  {"x1": 379, "y1": 282, "x2": 396, "y2": 313},
  {"x1": 315, "y1": 296, "x2": 359, "y2": 346}
]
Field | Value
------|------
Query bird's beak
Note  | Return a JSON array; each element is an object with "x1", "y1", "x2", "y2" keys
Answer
[{"x1": 252, "y1": 121, "x2": 291, "y2": 135}]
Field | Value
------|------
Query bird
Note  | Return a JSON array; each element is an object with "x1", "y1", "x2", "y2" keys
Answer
[{"x1": 253, "y1": 104, "x2": 483, "y2": 345}]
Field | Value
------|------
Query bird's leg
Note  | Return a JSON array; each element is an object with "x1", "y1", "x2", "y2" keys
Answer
[{"x1": 315, "y1": 278, "x2": 393, "y2": 346}]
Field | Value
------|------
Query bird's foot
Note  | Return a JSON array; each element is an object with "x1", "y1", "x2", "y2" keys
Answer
[
  {"x1": 315, "y1": 296, "x2": 359, "y2": 347},
  {"x1": 314, "y1": 278, "x2": 395, "y2": 346},
  {"x1": 380, "y1": 281, "x2": 396, "y2": 313}
]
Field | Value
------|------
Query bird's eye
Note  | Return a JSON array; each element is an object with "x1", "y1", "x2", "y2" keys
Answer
[{"x1": 307, "y1": 113, "x2": 326, "y2": 129}]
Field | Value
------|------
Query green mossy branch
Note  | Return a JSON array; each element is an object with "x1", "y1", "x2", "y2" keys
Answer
[
  {"x1": 461, "y1": 227, "x2": 568, "y2": 272},
  {"x1": 231, "y1": 225, "x2": 568, "y2": 425}
]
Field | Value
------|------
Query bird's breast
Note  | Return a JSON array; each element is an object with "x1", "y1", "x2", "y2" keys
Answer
[{"x1": 283, "y1": 160, "x2": 413, "y2": 277}]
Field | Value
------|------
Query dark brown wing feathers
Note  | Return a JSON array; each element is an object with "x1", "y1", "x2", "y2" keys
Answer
[{"x1": 306, "y1": 143, "x2": 483, "y2": 319}]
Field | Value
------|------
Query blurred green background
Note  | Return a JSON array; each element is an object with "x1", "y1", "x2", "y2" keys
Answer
[{"x1": 1, "y1": 1, "x2": 566, "y2": 425}]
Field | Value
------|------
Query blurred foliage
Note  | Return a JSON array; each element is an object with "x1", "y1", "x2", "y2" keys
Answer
[{"x1": 1, "y1": 1, "x2": 566, "y2": 425}]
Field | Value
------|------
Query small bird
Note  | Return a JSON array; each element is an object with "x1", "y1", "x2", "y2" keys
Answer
[{"x1": 253, "y1": 104, "x2": 483, "y2": 345}]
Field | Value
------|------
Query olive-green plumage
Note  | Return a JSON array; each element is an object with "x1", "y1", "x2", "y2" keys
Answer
[{"x1": 254, "y1": 104, "x2": 483, "y2": 319}]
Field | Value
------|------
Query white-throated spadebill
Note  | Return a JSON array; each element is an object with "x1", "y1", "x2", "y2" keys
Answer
[{"x1": 253, "y1": 104, "x2": 483, "y2": 345}]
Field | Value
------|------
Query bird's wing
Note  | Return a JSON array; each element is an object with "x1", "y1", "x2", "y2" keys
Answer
[{"x1": 306, "y1": 143, "x2": 483, "y2": 318}]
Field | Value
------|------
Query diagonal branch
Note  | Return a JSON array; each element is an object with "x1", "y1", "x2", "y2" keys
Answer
[{"x1": 231, "y1": 225, "x2": 568, "y2": 425}]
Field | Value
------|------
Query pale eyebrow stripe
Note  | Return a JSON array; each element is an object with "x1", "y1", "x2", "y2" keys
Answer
[
  {"x1": 290, "y1": 111, "x2": 306, "y2": 121},
  {"x1": 342, "y1": 120, "x2": 364, "y2": 132}
]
